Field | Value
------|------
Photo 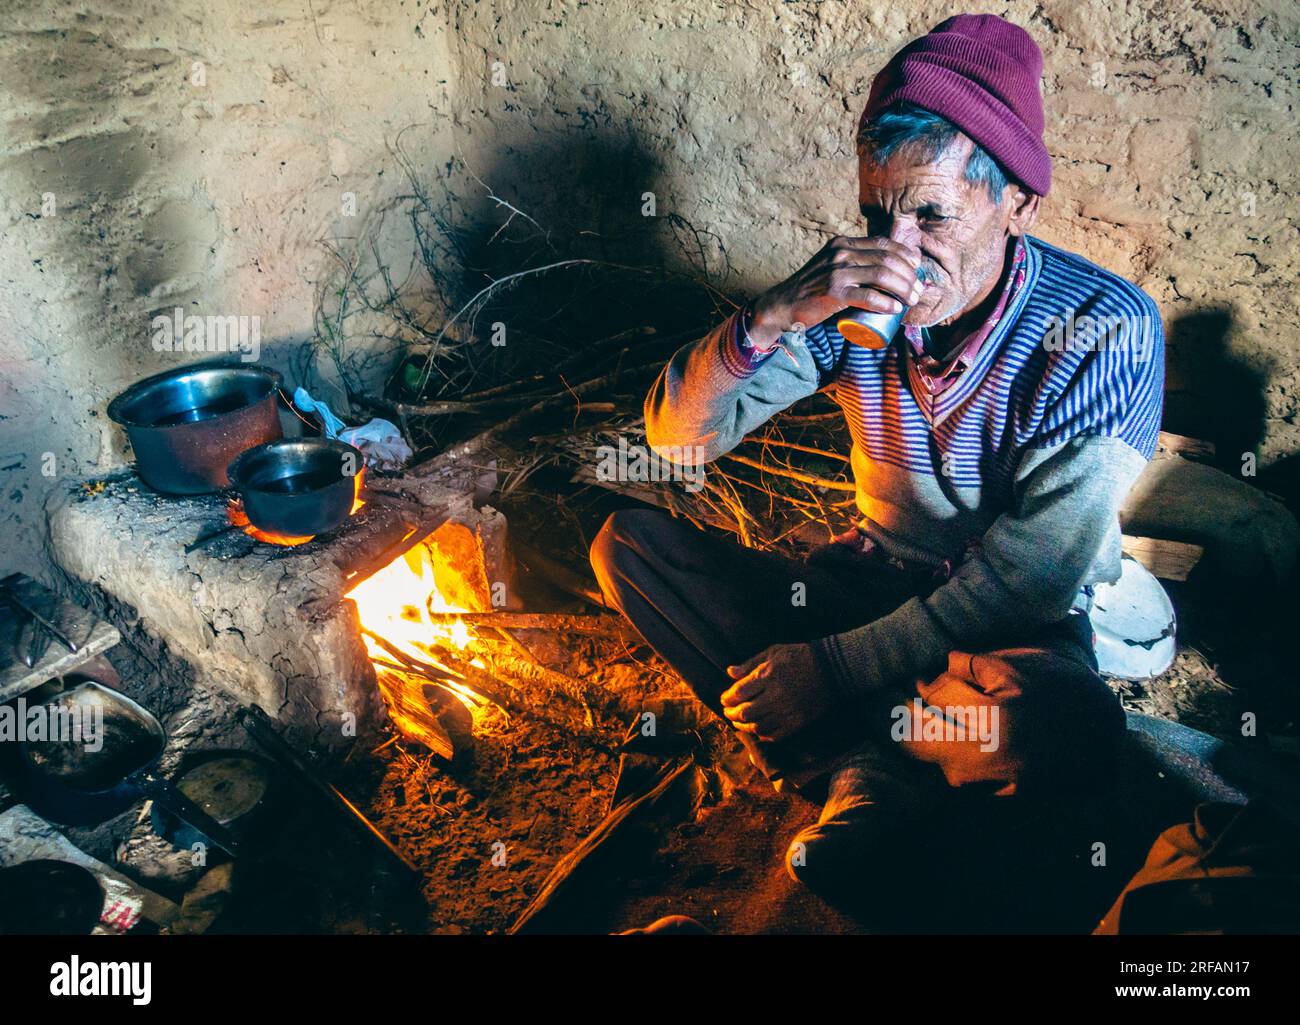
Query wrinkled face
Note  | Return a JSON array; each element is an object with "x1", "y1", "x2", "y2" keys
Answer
[{"x1": 858, "y1": 136, "x2": 1019, "y2": 328}]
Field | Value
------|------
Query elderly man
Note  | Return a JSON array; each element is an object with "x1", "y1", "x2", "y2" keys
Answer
[{"x1": 591, "y1": 14, "x2": 1164, "y2": 902}]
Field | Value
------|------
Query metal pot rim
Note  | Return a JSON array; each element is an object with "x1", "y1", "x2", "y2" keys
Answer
[
  {"x1": 226, "y1": 437, "x2": 364, "y2": 497},
  {"x1": 107, "y1": 361, "x2": 282, "y2": 429}
]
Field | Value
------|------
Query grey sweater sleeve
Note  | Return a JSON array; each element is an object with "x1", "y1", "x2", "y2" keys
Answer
[
  {"x1": 812, "y1": 433, "x2": 1149, "y2": 695},
  {"x1": 645, "y1": 312, "x2": 828, "y2": 463}
]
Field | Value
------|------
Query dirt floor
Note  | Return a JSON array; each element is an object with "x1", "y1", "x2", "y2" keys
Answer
[
  {"x1": 346, "y1": 631, "x2": 662, "y2": 934},
  {"x1": 333, "y1": 467, "x2": 1299, "y2": 935}
]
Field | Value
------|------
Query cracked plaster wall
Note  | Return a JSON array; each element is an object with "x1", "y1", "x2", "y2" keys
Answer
[{"x1": 2, "y1": 0, "x2": 1298, "y2": 586}]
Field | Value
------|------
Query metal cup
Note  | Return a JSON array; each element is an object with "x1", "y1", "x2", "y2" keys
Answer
[
  {"x1": 830, "y1": 262, "x2": 932, "y2": 348},
  {"x1": 831, "y1": 303, "x2": 906, "y2": 349}
]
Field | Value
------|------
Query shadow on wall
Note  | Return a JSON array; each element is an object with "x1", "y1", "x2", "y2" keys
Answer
[
  {"x1": 439, "y1": 130, "x2": 735, "y2": 347},
  {"x1": 1259, "y1": 455, "x2": 1300, "y2": 514},
  {"x1": 1162, "y1": 307, "x2": 1271, "y2": 470}
]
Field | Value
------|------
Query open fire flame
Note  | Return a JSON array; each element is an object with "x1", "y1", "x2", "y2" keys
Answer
[
  {"x1": 227, "y1": 468, "x2": 366, "y2": 546},
  {"x1": 345, "y1": 542, "x2": 488, "y2": 750},
  {"x1": 347, "y1": 547, "x2": 472, "y2": 658},
  {"x1": 225, "y1": 464, "x2": 484, "y2": 752}
]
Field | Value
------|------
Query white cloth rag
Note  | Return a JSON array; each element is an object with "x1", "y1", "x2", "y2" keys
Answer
[{"x1": 292, "y1": 387, "x2": 414, "y2": 472}]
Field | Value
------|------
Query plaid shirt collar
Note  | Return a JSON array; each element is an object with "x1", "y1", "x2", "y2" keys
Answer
[{"x1": 903, "y1": 236, "x2": 1027, "y2": 395}]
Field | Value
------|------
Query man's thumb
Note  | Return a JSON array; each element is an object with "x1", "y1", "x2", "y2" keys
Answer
[{"x1": 726, "y1": 650, "x2": 765, "y2": 679}]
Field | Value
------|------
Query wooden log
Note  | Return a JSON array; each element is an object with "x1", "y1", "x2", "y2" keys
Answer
[
  {"x1": 1122, "y1": 456, "x2": 1298, "y2": 581},
  {"x1": 1121, "y1": 534, "x2": 1205, "y2": 582},
  {"x1": 331, "y1": 506, "x2": 448, "y2": 580},
  {"x1": 363, "y1": 628, "x2": 518, "y2": 714},
  {"x1": 480, "y1": 649, "x2": 608, "y2": 717},
  {"x1": 424, "y1": 610, "x2": 636, "y2": 639},
  {"x1": 373, "y1": 667, "x2": 456, "y2": 761},
  {"x1": 507, "y1": 756, "x2": 697, "y2": 935},
  {"x1": 432, "y1": 645, "x2": 615, "y2": 744},
  {"x1": 353, "y1": 392, "x2": 539, "y2": 420},
  {"x1": 490, "y1": 626, "x2": 541, "y2": 667}
]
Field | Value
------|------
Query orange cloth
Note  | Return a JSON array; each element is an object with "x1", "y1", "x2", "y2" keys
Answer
[{"x1": 1094, "y1": 802, "x2": 1300, "y2": 934}]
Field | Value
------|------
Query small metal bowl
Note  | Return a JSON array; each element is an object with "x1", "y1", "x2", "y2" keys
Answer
[{"x1": 227, "y1": 438, "x2": 363, "y2": 537}]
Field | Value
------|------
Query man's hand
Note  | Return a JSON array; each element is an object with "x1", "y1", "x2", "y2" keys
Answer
[
  {"x1": 721, "y1": 643, "x2": 832, "y2": 743},
  {"x1": 745, "y1": 236, "x2": 924, "y2": 348}
]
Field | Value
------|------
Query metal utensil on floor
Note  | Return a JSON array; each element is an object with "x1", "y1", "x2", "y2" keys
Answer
[
  {"x1": 151, "y1": 754, "x2": 282, "y2": 851},
  {"x1": 1, "y1": 583, "x2": 78, "y2": 668},
  {"x1": 18, "y1": 681, "x2": 242, "y2": 856},
  {"x1": 235, "y1": 705, "x2": 419, "y2": 880}
]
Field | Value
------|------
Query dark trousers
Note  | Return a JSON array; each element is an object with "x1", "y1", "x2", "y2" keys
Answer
[{"x1": 590, "y1": 507, "x2": 1105, "y2": 787}]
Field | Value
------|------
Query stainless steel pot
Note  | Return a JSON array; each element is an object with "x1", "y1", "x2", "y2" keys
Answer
[
  {"x1": 226, "y1": 438, "x2": 363, "y2": 538},
  {"x1": 107, "y1": 363, "x2": 283, "y2": 494}
]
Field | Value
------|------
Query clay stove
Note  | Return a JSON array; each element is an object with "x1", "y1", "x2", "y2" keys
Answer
[{"x1": 44, "y1": 457, "x2": 515, "y2": 757}]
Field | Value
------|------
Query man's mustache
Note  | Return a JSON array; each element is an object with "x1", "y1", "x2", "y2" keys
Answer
[{"x1": 916, "y1": 263, "x2": 942, "y2": 285}]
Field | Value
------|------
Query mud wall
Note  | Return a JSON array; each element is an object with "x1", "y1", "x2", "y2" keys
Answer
[
  {"x1": 445, "y1": 0, "x2": 1299, "y2": 470},
  {"x1": 2, "y1": 0, "x2": 1297, "y2": 582},
  {"x1": 0, "y1": 0, "x2": 458, "y2": 578}
]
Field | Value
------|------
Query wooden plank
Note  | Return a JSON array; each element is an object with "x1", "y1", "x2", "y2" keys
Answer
[
  {"x1": 0, "y1": 574, "x2": 120, "y2": 702},
  {"x1": 1157, "y1": 431, "x2": 1216, "y2": 461},
  {"x1": 508, "y1": 756, "x2": 697, "y2": 935},
  {"x1": 1121, "y1": 534, "x2": 1205, "y2": 581}
]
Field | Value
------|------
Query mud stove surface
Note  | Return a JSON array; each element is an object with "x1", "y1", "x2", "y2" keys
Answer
[{"x1": 6, "y1": 461, "x2": 654, "y2": 933}]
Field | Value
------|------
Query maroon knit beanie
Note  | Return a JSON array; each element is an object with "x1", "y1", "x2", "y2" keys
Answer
[{"x1": 861, "y1": 14, "x2": 1051, "y2": 196}]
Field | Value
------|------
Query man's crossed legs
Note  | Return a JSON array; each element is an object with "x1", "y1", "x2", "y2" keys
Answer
[{"x1": 591, "y1": 508, "x2": 1125, "y2": 907}]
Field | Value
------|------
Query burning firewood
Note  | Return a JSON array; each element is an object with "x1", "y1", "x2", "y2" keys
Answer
[
  {"x1": 423, "y1": 609, "x2": 638, "y2": 641},
  {"x1": 362, "y1": 628, "x2": 517, "y2": 715},
  {"x1": 477, "y1": 650, "x2": 606, "y2": 722},
  {"x1": 374, "y1": 668, "x2": 457, "y2": 761}
]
